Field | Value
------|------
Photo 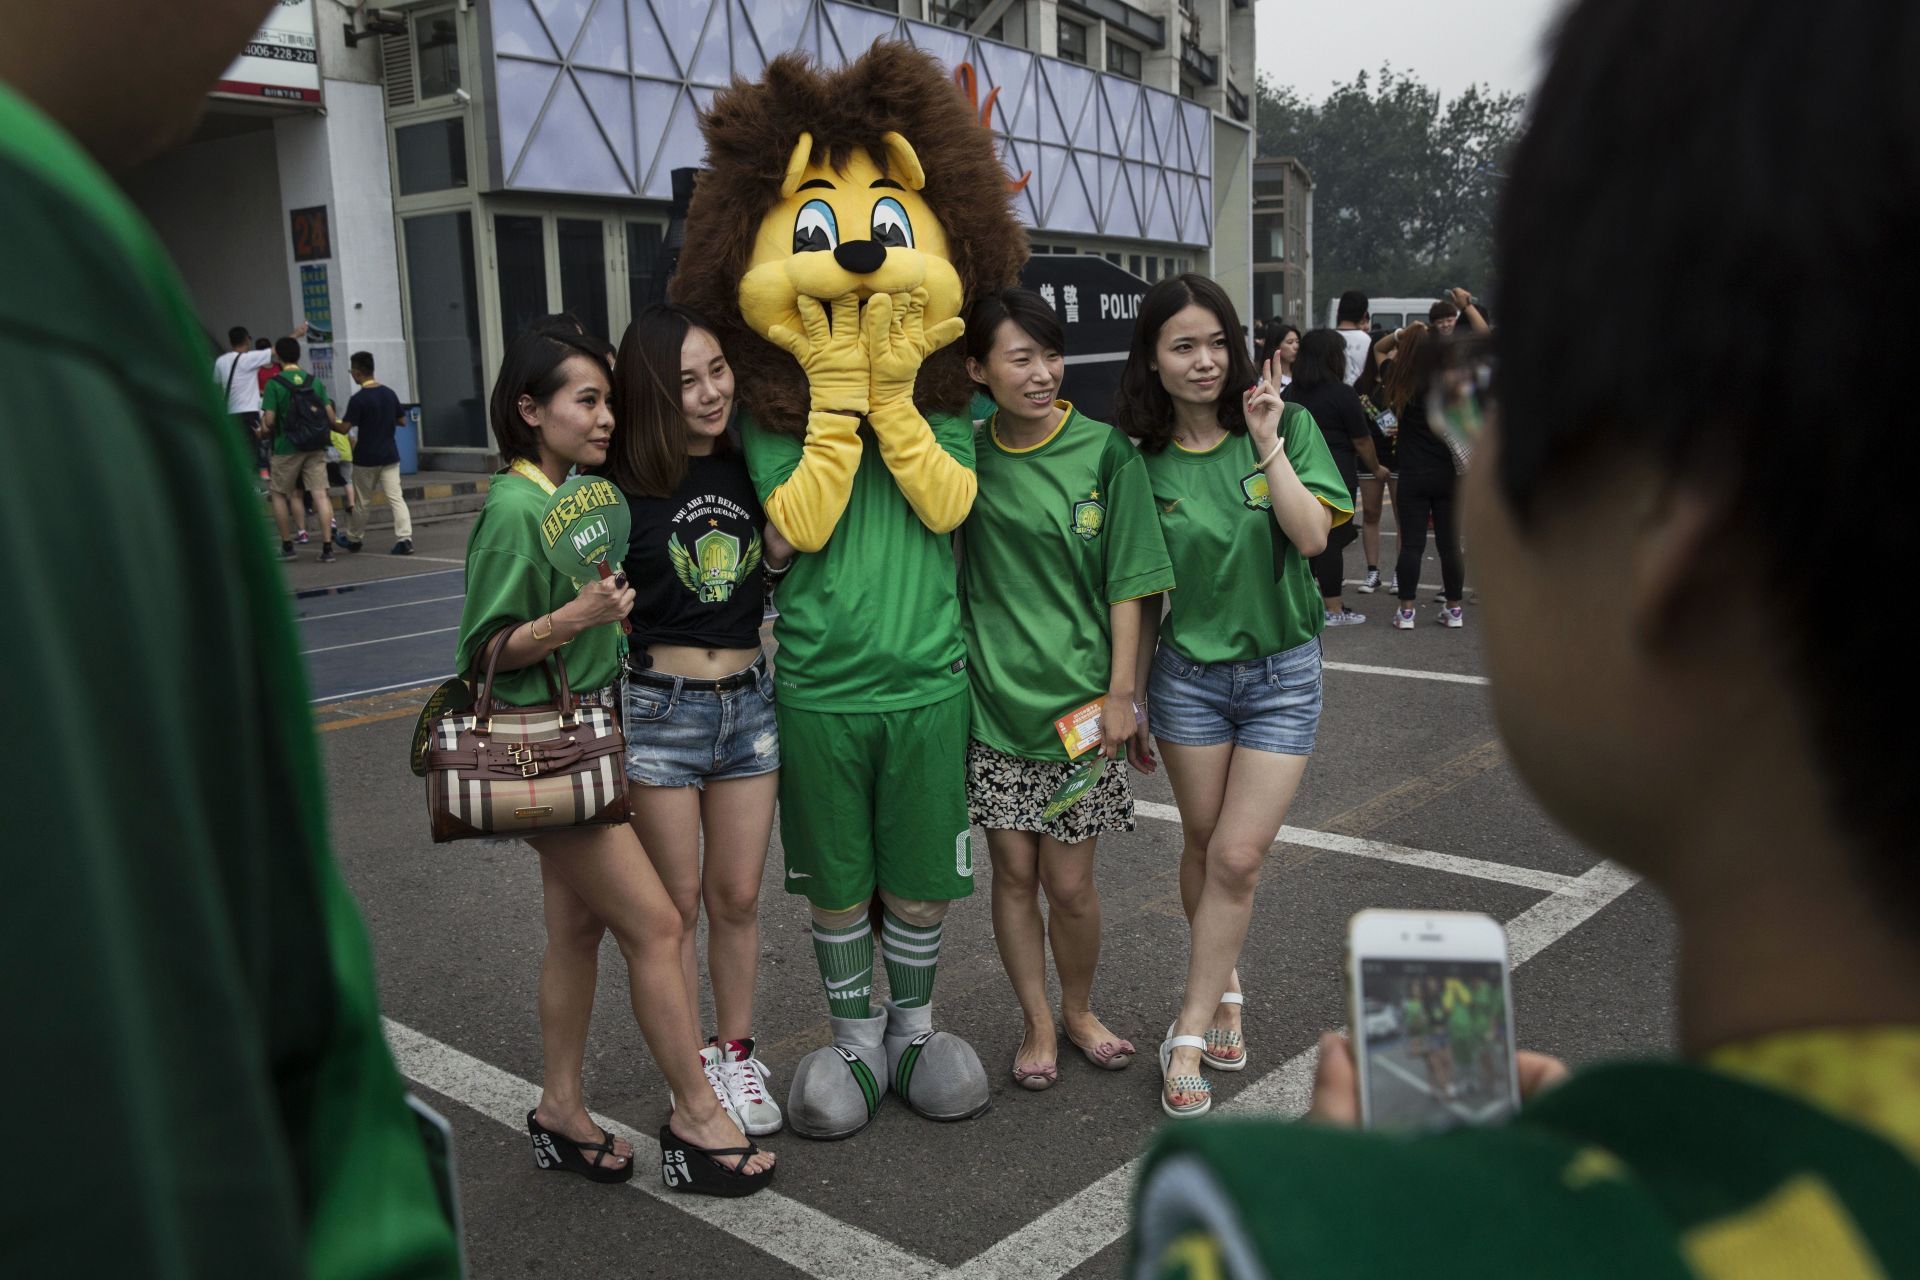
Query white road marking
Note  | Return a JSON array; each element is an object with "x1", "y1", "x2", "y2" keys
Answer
[
  {"x1": 293, "y1": 566, "x2": 464, "y2": 593},
  {"x1": 384, "y1": 1019, "x2": 948, "y2": 1280},
  {"x1": 1131, "y1": 801, "x2": 1573, "y2": 894},
  {"x1": 300, "y1": 625, "x2": 458, "y2": 656},
  {"x1": 954, "y1": 856, "x2": 1641, "y2": 1279},
  {"x1": 1323, "y1": 661, "x2": 1489, "y2": 686},
  {"x1": 310, "y1": 673, "x2": 453, "y2": 704},
  {"x1": 298, "y1": 592, "x2": 466, "y2": 622}
]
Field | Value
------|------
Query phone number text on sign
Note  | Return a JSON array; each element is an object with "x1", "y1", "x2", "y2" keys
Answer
[{"x1": 243, "y1": 41, "x2": 317, "y2": 64}]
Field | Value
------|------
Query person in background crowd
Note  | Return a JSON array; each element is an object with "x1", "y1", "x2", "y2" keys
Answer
[
  {"x1": 1352, "y1": 338, "x2": 1397, "y2": 595},
  {"x1": 1263, "y1": 322, "x2": 1300, "y2": 391},
  {"x1": 341, "y1": 350, "x2": 415, "y2": 554},
  {"x1": 1380, "y1": 325, "x2": 1468, "y2": 628},
  {"x1": 1117, "y1": 274, "x2": 1350, "y2": 1119},
  {"x1": 214, "y1": 319, "x2": 304, "y2": 463},
  {"x1": 1131, "y1": 2, "x2": 1920, "y2": 1270},
  {"x1": 0, "y1": 1, "x2": 461, "y2": 1271},
  {"x1": 959, "y1": 288, "x2": 1174, "y2": 1090},
  {"x1": 1285, "y1": 329, "x2": 1390, "y2": 627},
  {"x1": 1334, "y1": 290, "x2": 1371, "y2": 384},
  {"x1": 1428, "y1": 298, "x2": 1459, "y2": 334},
  {"x1": 326, "y1": 420, "x2": 357, "y2": 549},
  {"x1": 605, "y1": 303, "x2": 791, "y2": 1140},
  {"x1": 260, "y1": 334, "x2": 339, "y2": 564},
  {"x1": 458, "y1": 322, "x2": 776, "y2": 1196}
]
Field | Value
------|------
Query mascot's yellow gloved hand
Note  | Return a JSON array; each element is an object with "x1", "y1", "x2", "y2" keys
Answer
[
  {"x1": 865, "y1": 287, "x2": 975, "y2": 534},
  {"x1": 763, "y1": 292, "x2": 871, "y2": 416}
]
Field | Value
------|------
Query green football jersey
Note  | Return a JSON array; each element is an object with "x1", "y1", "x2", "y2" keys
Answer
[
  {"x1": 960, "y1": 405, "x2": 1174, "y2": 760},
  {"x1": 455, "y1": 470, "x2": 623, "y2": 706},
  {"x1": 1141, "y1": 404, "x2": 1353, "y2": 664},
  {"x1": 743, "y1": 410, "x2": 974, "y2": 712},
  {"x1": 0, "y1": 78, "x2": 458, "y2": 1277}
]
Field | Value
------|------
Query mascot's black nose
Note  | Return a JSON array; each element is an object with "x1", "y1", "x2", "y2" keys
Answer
[{"x1": 833, "y1": 239, "x2": 888, "y2": 274}]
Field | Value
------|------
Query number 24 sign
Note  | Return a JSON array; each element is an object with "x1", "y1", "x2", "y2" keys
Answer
[{"x1": 291, "y1": 205, "x2": 331, "y2": 262}]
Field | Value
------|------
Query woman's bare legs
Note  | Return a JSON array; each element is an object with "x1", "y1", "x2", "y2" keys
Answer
[
  {"x1": 1037, "y1": 834, "x2": 1122, "y2": 1052},
  {"x1": 627, "y1": 784, "x2": 706, "y2": 1032},
  {"x1": 532, "y1": 823, "x2": 773, "y2": 1174},
  {"x1": 530, "y1": 855, "x2": 630, "y2": 1168},
  {"x1": 986, "y1": 828, "x2": 1055, "y2": 1073}
]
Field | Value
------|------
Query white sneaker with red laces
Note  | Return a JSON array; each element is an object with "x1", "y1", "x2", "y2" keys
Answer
[{"x1": 718, "y1": 1037, "x2": 784, "y2": 1136}]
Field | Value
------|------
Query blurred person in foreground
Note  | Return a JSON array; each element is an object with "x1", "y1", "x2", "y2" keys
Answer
[
  {"x1": 1129, "y1": 0, "x2": 1918, "y2": 1273},
  {"x1": 0, "y1": 3, "x2": 459, "y2": 1276}
]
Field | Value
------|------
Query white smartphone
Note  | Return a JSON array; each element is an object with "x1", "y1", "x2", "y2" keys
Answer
[{"x1": 1347, "y1": 909, "x2": 1519, "y2": 1131}]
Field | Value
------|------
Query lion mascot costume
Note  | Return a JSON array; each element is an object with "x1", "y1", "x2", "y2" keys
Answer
[{"x1": 672, "y1": 42, "x2": 1026, "y2": 1139}]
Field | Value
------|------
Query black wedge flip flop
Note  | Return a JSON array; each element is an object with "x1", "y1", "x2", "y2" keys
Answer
[
  {"x1": 657, "y1": 1124, "x2": 775, "y2": 1197},
  {"x1": 527, "y1": 1110, "x2": 634, "y2": 1184}
]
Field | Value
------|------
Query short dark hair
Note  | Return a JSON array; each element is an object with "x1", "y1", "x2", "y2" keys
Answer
[
  {"x1": 964, "y1": 287, "x2": 1067, "y2": 366},
  {"x1": 274, "y1": 336, "x2": 301, "y2": 364},
  {"x1": 1335, "y1": 290, "x2": 1369, "y2": 324},
  {"x1": 488, "y1": 324, "x2": 614, "y2": 465},
  {"x1": 1114, "y1": 273, "x2": 1257, "y2": 453},
  {"x1": 1290, "y1": 329, "x2": 1348, "y2": 392},
  {"x1": 254, "y1": 338, "x2": 272, "y2": 352},
  {"x1": 228, "y1": 326, "x2": 250, "y2": 348},
  {"x1": 1428, "y1": 299, "x2": 1459, "y2": 323},
  {"x1": 349, "y1": 351, "x2": 374, "y2": 375},
  {"x1": 605, "y1": 304, "x2": 730, "y2": 499},
  {"x1": 1497, "y1": 0, "x2": 1913, "y2": 902}
]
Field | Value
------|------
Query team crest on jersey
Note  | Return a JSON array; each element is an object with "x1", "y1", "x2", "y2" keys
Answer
[
  {"x1": 1070, "y1": 498, "x2": 1105, "y2": 540},
  {"x1": 669, "y1": 528, "x2": 763, "y2": 602},
  {"x1": 1240, "y1": 470, "x2": 1272, "y2": 511}
]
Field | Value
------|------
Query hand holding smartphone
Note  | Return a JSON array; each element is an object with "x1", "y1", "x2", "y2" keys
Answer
[{"x1": 1346, "y1": 910, "x2": 1520, "y2": 1131}]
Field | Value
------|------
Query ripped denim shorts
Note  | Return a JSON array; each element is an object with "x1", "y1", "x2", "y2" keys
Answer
[{"x1": 621, "y1": 654, "x2": 780, "y2": 788}]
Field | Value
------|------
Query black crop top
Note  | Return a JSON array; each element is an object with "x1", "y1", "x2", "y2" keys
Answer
[{"x1": 619, "y1": 450, "x2": 767, "y2": 652}]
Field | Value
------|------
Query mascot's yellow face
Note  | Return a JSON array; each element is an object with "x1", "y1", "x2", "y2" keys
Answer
[{"x1": 740, "y1": 130, "x2": 963, "y2": 342}]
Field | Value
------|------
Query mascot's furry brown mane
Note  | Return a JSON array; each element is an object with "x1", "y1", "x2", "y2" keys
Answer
[{"x1": 669, "y1": 42, "x2": 1028, "y2": 438}]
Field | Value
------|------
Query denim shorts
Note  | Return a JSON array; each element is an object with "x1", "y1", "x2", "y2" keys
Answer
[
  {"x1": 1147, "y1": 636, "x2": 1323, "y2": 756},
  {"x1": 621, "y1": 655, "x2": 780, "y2": 788}
]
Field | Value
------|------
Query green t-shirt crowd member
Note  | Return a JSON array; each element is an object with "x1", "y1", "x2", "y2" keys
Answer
[
  {"x1": 455, "y1": 466, "x2": 623, "y2": 706},
  {"x1": 960, "y1": 404, "x2": 1174, "y2": 760},
  {"x1": 263, "y1": 364, "x2": 332, "y2": 455},
  {"x1": 743, "y1": 411, "x2": 975, "y2": 712},
  {"x1": 0, "y1": 79, "x2": 458, "y2": 1277},
  {"x1": 1142, "y1": 402, "x2": 1353, "y2": 664}
]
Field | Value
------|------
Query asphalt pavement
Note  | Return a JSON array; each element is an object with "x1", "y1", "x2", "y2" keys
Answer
[{"x1": 297, "y1": 507, "x2": 1678, "y2": 1279}]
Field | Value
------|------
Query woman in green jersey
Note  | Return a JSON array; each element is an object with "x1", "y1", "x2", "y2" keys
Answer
[
  {"x1": 958, "y1": 288, "x2": 1175, "y2": 1089},
  {"x1": 455, "y1": 324, "x2": 774, "y2": 1196},
  {"x1": 1114, "y1": 274, "x2": 1353, "y2": 1118}
]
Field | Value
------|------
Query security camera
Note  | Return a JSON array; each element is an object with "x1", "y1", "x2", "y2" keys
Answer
[{"x1": 453, "y1": 87, "x2": 471, "y2": 104}]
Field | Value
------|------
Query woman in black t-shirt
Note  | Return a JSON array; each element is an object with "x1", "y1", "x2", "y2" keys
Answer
[
  {"x1": 605, "y1": 304, "x2": 793, "y2": 1137},
  {"x1": 1381, "y1": 325, "x2": 1467, "y2": 627}
]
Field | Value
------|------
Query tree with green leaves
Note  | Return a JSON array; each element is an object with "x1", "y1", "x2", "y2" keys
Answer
[{"x1": 1258, "y1": 67, "x2": 1524, "y2": 308}]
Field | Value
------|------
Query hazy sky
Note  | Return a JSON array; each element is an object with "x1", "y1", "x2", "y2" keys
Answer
[{"x1": 1255, "y1": 0, "x2": 1571, "y2": 104}]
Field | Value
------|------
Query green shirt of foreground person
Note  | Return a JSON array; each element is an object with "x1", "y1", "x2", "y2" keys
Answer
[
  {"x1": 1128, "y1": 0, "x2": 1920, "y2": 1274},
  {"x1": 0, "y1": 62, "x2": 458, "y2": 1280}
]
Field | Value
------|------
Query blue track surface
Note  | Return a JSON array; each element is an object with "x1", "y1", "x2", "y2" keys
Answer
[{"x1": 294, "y1": 567, "x2": 465, "y2": 702}]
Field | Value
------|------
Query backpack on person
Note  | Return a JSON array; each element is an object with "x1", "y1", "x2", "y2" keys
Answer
[{"x1": 272, "y1": 373, "x2": 331, "y2": 451}]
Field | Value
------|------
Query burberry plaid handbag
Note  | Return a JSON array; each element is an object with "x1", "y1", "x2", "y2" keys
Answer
[{"x1": 424, "y1": 628, "x2": 628, "y2": 842}]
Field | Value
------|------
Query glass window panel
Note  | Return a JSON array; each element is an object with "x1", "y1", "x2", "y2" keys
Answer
[
  {"x1": 402, "y1": 212, "x2": 486, "y2": 449},
  {"x1": 495, "y1": 214, "x2": 548, "y2": 350},
  {"x1": 1129, "y1": 253, "x2": 1143, "y2": 277},
  {"x1": 395, "y1": 118, "x2": 468, "y2": 196},
  {"x1": 558, "y1": 217, "x2": 610, "y2": 343},
  {"x1": 1108, "y1": 40, "x2": 1141, "y2": 81},
  {"x1": 415, "y1": 8, "x2": 461, "y2": 99},
  {"x1": 627, "y1": 221, "x2": 664, "y2": 317},
  {"x1": 1059, "y1": 18, "x2": 1087, "y2": 64}
]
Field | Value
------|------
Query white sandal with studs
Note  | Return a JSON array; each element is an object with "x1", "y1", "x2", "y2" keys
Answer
[
  {"x1": 1160, "y1": 1024, "x2": 1213, "y2": 1118},
  {"x1": 1202, "y1": 992, "x2": 1247, "y2": 1071}
]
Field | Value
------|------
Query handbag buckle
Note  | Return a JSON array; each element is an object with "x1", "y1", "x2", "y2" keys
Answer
[{"x1": 508, "y1": 743, "x2": 539, "y2": 777}]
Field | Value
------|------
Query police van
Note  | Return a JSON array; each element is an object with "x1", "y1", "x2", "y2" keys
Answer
[{"x1": 1324, "y1": 296, "x2": 1446, "y2": 331}]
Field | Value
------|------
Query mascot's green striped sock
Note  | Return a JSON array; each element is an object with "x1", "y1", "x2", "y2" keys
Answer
[
  {"x1": 881, "y1": 908, "x2": 943, "y2": 1008},
  {"x1": 811, "y1": 906, "x2": 873, "y2": 1019}
]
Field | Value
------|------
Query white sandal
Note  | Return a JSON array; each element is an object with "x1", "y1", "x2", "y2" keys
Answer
[
  {"x1": 1202, "y1": 992, "x2": 1247, "y2": 1072},
  {"x1": 1160, "y1": 1024, "x2": 1212, "y2": 1118}
]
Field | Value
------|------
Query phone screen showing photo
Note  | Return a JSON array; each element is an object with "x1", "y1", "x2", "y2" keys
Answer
[{"x1": 1360, "y1": 958, "x2": 1516, "y2": 1131}]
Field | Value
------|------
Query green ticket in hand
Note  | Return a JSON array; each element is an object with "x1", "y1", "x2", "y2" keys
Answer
[{"x1": 1041, "y1": 755, "x2": 1108, "y2": 822}]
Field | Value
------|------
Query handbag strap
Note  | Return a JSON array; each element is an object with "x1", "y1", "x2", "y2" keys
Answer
[{"x1": 470, "y1": 624, "x2": 579, "y2": 728}]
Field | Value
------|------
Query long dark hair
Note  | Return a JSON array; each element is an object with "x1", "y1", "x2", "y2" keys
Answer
[
  {"x1": 487, "y1": 322, "x2": 614, "y2": 465},
  {"x1": 1263, "y1": 321, "x2": 1300, "y2": 365},
  {"x1": 605, "y1": 304, "x2": 732, "y2": 498},
  {"x1": 1114, "y1": 273, "x2": 1257, "y2": 453},
  {"x1": 1290, "y1": 328, "x2": 1348, "y2": 393}
]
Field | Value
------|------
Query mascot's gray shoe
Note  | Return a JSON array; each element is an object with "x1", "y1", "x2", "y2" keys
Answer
[
  {"x1": 883, "y1": 999, "x2": 992, "y2": 1122},
  {"x1": 786, "y1": 1010, "x2": 889, "y2": 1140}
]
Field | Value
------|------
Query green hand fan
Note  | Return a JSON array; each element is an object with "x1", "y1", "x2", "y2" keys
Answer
[
  {"x1": 539, "y1": 474, "x2": 633, "y2": 633},
  {"x1": 1040, "y1": 755, "x2": 1108, "y2": 823}
]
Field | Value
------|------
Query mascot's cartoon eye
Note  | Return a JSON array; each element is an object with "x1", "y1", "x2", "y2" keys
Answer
[
  {"x1": 793, "y1": 200, "x2": 839, "y2": 254},
  {"x1": 870, "y1": 197, "x2": 914, "y2": 250}
]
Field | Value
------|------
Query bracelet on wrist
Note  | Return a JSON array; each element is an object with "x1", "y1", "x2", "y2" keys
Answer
[
  {"x1": 530, "y1": 613, "x2": 554, "y2": 642},
  {"x1": 1255, "y1": 439, "x2": 1286, "y2": 470}
]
